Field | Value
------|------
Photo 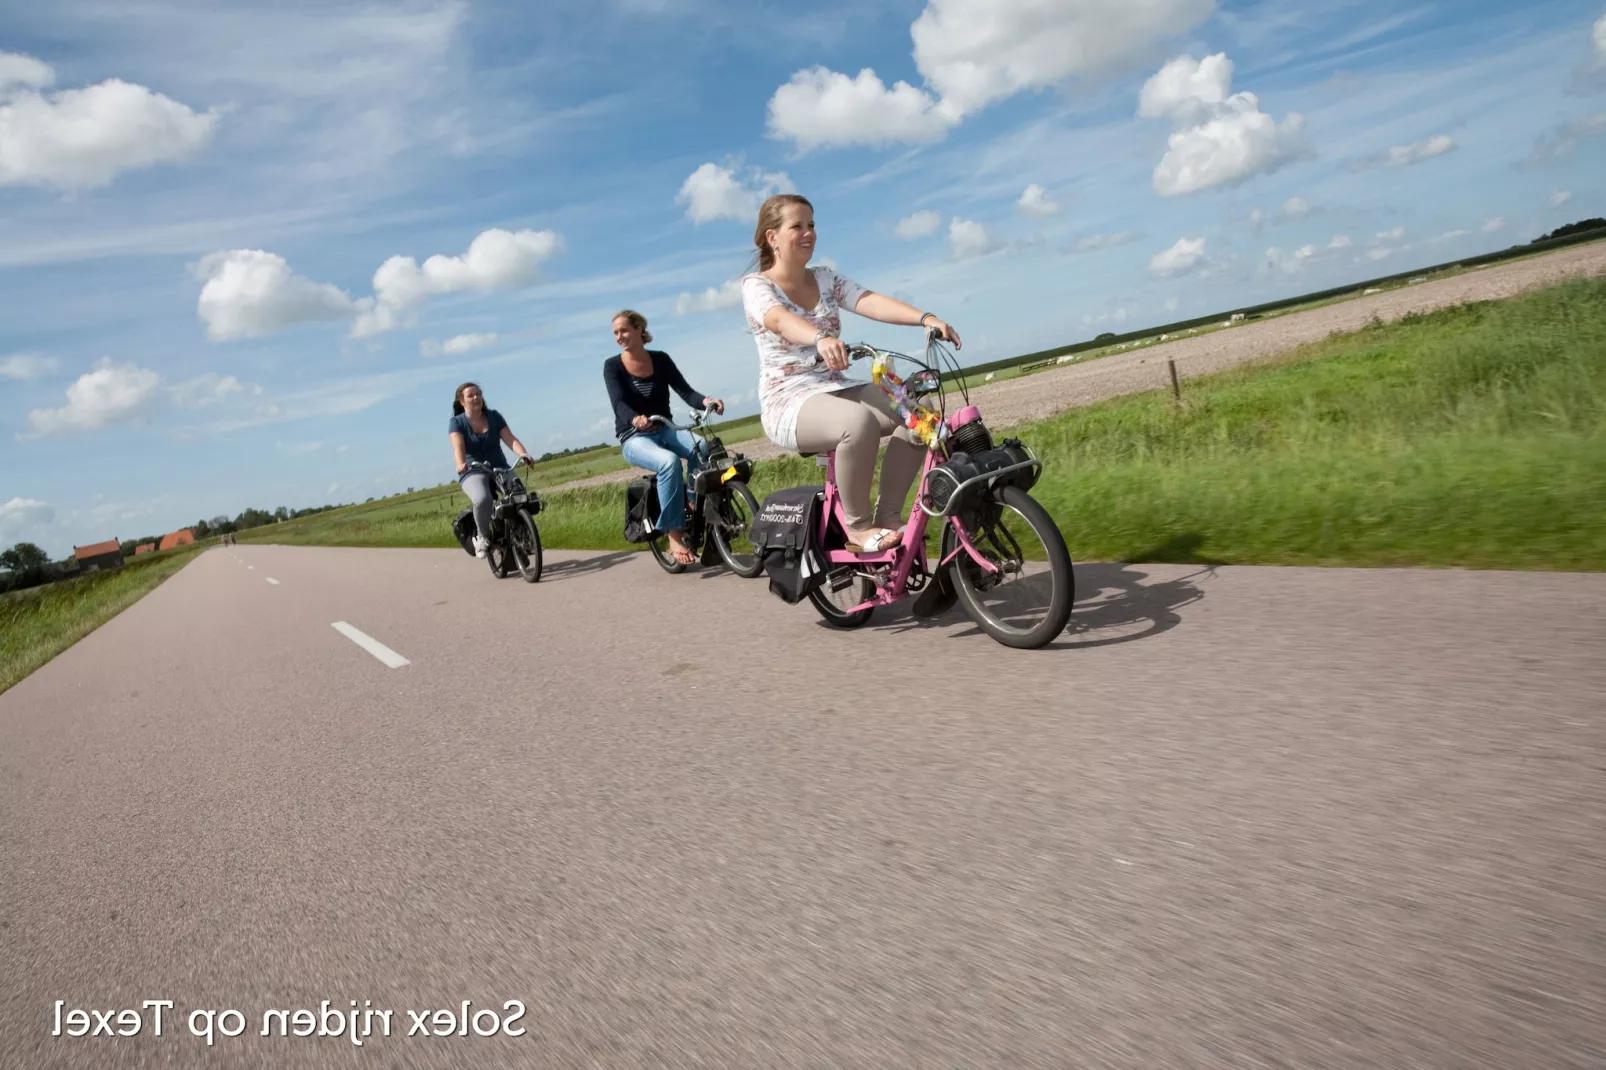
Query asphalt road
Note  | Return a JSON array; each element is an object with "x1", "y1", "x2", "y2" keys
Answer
[{"x1": 2, "y1": 545, "x2": 1603, "y2": 1069}]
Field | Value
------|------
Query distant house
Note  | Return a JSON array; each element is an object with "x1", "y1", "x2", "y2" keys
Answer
[
  {"x1": 134, "y1": 543, "x2": 157, "y2": 556},
  {"x1": 158, "y1": 528, "x2": 196, "y2": 551},
  {"x1": 73, "y1": 539, "x2": 124, "y2": 573}
]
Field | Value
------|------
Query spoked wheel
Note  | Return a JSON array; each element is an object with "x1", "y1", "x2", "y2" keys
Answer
[
  {"x1": 646, "y1": 505, "x2": 693, "y2": 574},
  {"x1": 509, "y1": 508, "x2": 543, "y2": 583},
  {"x1": 808, "y1": 566, "x2": 877, "y2": 628},
  {"x1": 486, "y1": 518, "x2": 512, "y2": 579},
  {"x1": 940, "y1": 486, "x2": 1074, "y2": 649},
  {"x1": 710, "y1": 482, "x2": 764, "y2": 578}
]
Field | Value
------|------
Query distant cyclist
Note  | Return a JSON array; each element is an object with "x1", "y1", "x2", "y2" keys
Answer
[
  {"x1": 740, "y1": 193, "x2": 960, "y2": 553},
  {"x1": 603, "y1": 309, "x2": 723, "y2": 566},
  {"x1": 448, "y1": 382, "x2": 535, "y2": 558}
]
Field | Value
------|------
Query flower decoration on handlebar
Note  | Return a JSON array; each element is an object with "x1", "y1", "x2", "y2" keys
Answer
[{"x1": 870, "y1": 352, "x2": 946, "y2": 449}]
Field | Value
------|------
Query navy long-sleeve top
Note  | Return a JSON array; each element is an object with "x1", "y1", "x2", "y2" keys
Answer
[{"x1": 603, "y1": 351, "x2": 707, "y2": 441}]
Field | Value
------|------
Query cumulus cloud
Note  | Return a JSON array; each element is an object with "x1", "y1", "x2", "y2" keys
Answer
[
  {"x1": 1070, "y1": 230, "x2": 1141, "y2": 253},
  {"x1": 673, "y1": 280, "x2": 743, "y2": 316},
  {"x1": 354, "y1": 228, "x2": 563, "y2": 337},
  {"x1": 1366, "y1": 247, "x2": 1393, "y2": 261},
  {"x1": 1551, "y1": 188, "x2": 1574, "y2": 207},
  {"x1": 1248, "y1": 206, "x2": 1265, "y2": 231},
  {"x1": 949, "y1": 217, "x2": 1001, "y2": 259},
  {"x1": 1281, "y1": 197, "x2": 1310, "y2": 220},
  {"x1": 0, "y1": 496, "x2": 53, "y2": 540},
  {"x1": 24, "y1": 359, "x2": 160, "y2": 436},
  {"x1": 0, "y1": 352, "x2": 58, "y2": 380},
  {"x1": 420, "y1": 332, "x2": 500, "y2": 358},
  {"x1": 1356, "y1": 134, "x2": 1456, "y2": 170},
  {"x1": 0, "y1": 53, "x2": 220, "y2": 191},
  {"x1": 677, "y1": 162, "x2": 790, "y2": 224},
  {"x1": 894, "y1": 209, "x2": 943, "y2": 239},
  {"x1": 766, "y1": 67, "x2": 954, "y2": 151},
  {"x1": 1017, "y1": 184, "x2": 1060, "y2": 218},
  {"x1": 1139, "y1": 54, "x2": 1304, "y2": 197},
  {"x1": 1266, "y1": 243, "x2": 1317, "y2": 274},
  {"x1": 1149, "y1": 237, "x2": 1206, "y2": 277},
  {"x1": 766, "y1": 0, "x2": 1214, "y2": 150},
  {"x1": 193, "y1": 250, "x2": 358, "y2": 342},
  {"x1": 1597, "y1": 11, "x2": 1606, "y2": 56},
  {"x1": 1329, "y1": 234, "x2": 1352, "y2": 249},
  {"x1": 170, "y1": 373, "x2": 254, "y2": 408},
  {"x1": 1375, "y1": 226, "x2": 1405, "y2": 241},
  {"x1": 1483, "y1": 217, "x2": 1506, "y2": 233}
]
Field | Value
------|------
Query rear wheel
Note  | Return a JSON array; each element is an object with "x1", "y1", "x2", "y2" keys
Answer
[
  {"x1": 808, "y1": 567, "x2": 876, "y2": 628},
  {"x1": 647, "y1": 529, "x2": 689, "y2": 573},
  {"x1": 710, "y1": 482, "x2": 764, "y2": 578},
  {"x1": 510, "y1": 508, "x2": 543, "y2": 583},
  {"x1": 941, "y1": 486, "x2": 1073, "y2": 649}
]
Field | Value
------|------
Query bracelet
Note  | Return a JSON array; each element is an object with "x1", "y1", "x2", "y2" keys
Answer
[{"x1": 919, "y1": 312, "x2": 935, "y2": 327}]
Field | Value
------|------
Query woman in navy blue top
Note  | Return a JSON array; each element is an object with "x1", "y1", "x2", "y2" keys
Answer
[
  {"x1": 604, "y1": 309, "x2": 722, "y2": 565},
  {"x1": 448, "y1": 382, "x2": 534, "y2": 557}
]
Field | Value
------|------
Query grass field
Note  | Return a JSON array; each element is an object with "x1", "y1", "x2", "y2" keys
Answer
[
  {"x1": 242, "y1": 276, "x2": 1606, "y2": 570},
  {"x1": 0, "y1": 544, "x2": 205, "y2": 695}
]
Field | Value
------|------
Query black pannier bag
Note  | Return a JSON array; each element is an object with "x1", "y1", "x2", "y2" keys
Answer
[
  {"x1": 623, "y1": 476, "x2": 659, "y2": 544},
  {"x1": 693, "y1": 454, "x2": 753, "y2": 495},
  {"x1": 748, "y1": 485, "x2": 826, "y2": 604},
  {"x1": 921, "y1": 437, "x2": 1040, "y2": 516},
  {"x1": 452, "y1": 509, "x2": 478, "y2": 555}
]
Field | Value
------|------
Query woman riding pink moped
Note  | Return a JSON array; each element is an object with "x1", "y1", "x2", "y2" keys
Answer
[{"x1": 739, "y1": 193, "x2": 961, "y2": 553}]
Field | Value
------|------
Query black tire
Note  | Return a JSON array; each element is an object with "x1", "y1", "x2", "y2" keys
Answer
[
  {"x1": 807, "y1": 568, "x2": 876, "y2": 628},
  {"x1": 709, "y1": 482, "x2": 765, "y2": 578},
  {"x1": 941, "y1": 485, "x2": 1073, "y2": 649},
  {"x1": 510, "y1": 508, "x2": 543, "y2": 583},
  {"x1": 486, "y1": 519, "x2": 511, "y2": 579},
  {"x1": 646, "y1": 531, "x2": 689, "y2": 573}
]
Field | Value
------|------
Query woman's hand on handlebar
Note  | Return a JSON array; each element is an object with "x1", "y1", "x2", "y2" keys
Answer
[
  {"x1": 817, "y1": 335, "x2": 850, "y2": 371},
  {"x1": 456, "y1": 460, "x2": 468, "y2": 474},
  {"x1": 631, "y1": 414, "x2": 652, "y2": 431},
  {"x1": 923, "y1": 317, "x2": 962, "y2": 349},
  {"x1": 702, "y1": 397, "x2": 724, "y2": 415}
]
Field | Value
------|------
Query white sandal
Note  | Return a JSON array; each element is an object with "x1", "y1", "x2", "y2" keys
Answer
[{"x1": 850, "y1": 528, "x2": 900, "y2": 553}]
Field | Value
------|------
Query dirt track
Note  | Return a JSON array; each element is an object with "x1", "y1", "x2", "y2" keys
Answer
[{"x1": 553, "y1": 241, "x2": 1606, "y2": 492}]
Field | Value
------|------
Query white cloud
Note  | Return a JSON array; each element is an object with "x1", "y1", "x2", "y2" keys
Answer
[
  {"x1": 894, "y1": 209, "x2": 943, "y2": 240},
  {"x1": 913, "y1": 0, "x2": 1216, "y2": 118},
  {"x1": 766, "y1": 0, "x2": 1214, "y2": 149},
  {"x1": 0, "y1": 497, "x2": 54, "y2": 540},
  {"x1": 1359, "y1": 134, "x2": 1456, "y2": 170},
  {"x1": 1596, "y1": 11, "x2": 1606, "y2": 56},
  {"x1": 1072, "y1": 230, "x2": 1141, "y2": 253},
  {"x1": 1149, "y1": 237, "x2": 1206, "y2": 278},
  {"x1": 1140, "y1": 54, "x2": 1304, "y2": 197},
  {"x1": 676, "y1": 162, "x2": 790, "y2": 224},
  {"x1": 1017, "y1": 184, "x2": 1060, "y2": 218},
  {"x1": 766, "y1": 67, "x2": 954, "y2": 151},
  {"x1": 949, "y1": 217, "x2": 1001, "y2": 259},
  {"x1": 354, "y1": 228, "x2": 563, "y2": 337},
  {"x1": 1528, "y1": 111, "x2": 1606, "y2": 161},
  {"x1": 1483, "y1": 217, "x2": 1506, "y2": 233},
  {"x1": 0, "y1": 54, "x2": 220, "y2": 191},
  {"x1": 171, "y1": 373, "x2": 253, "y2": 408},
  {"x1": 1282, "y1": 197, "x2": 1310, "y2": 220},
  {"x1": 1551, "y1": 189, "x2": 1574, "y2": 207},
  {"x1": 0, "y1": 352, "x2": 59, "y2": 380},
  {"x1": 1367, "y1": 247, "x2": 1393, "y2": 261},
  {"x1": 24, "y1": 359, "x2": 160, "y2": 436},
  {"x1": 673, "y1": 279, "x2": 744, "y2": 316},
  {"x1": 193, "y1": 250, "x2": 358, "y2": 342},
  {"x1": 1248, "y1": 206, "x2": 1265, "y2": 231},
  {"x1": 1375, "y1": 226, "x2": 1405, "y2": 241},
  {"x1": 1427, "y1": 229, "x2": 1469, "y2": 244},
  {"x1": 1329, "y1": 234, "x2": 1352, "y2": 249},
  {"x1": 1266, "y1": 243, "x2": 1317, "y2": 274},
  {"x1": 420, "y1": 332, "x2": 501, "y2": 358}
]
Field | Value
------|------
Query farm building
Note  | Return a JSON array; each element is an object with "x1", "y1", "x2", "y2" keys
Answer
[
  {"x1": 73, "y1": 539, "x2": 124, "y2": 573},
  {"x1": 134, "y1": 543, "x2": 157, "y2": 556},
  {"x1": 158, "y1": 528, "x2": 196, "y2": 551}
]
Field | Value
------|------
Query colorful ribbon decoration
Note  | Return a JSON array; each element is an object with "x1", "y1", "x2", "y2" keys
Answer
[{"x1": 871, "y1": 353, "x2": 946, "y2": 449}]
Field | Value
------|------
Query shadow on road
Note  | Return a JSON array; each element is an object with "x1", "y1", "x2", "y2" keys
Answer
[
  {"x1": 833, "y1": 560, "x2": 1211, "y2": 649},
  {"x1": 539, "y1": 550, "x2": 637, "y2": 582}
]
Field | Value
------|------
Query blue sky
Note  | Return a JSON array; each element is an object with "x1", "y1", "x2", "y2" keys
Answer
[{"x1": 3, "y1": 0, "x2": 1604, "y2": 557}]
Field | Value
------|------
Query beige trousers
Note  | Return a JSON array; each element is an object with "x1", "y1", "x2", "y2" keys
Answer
[{"x1": 794, "y1": 384, "x2": 924, "y2": 532}]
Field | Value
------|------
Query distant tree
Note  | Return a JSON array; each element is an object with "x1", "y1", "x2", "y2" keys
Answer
[
  {"x1": 274, "y1": 506, "x2": 289, "y2": 522},
  {"x1": 1533, "y1": 218, "x2": 1606, "y2": 243},
  {"x1": 1, "y1": 542, "x2": 49, "y2": 587},
  {"x1": 1095, "y1": 332, "x2": 1117, "y2": 342}
]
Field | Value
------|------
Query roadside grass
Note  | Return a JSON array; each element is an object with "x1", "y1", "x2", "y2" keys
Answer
[
  {"x1": 244, "y1": 277, "x2": 1606, "y2": 570},
  {"x1": 0, "y1": 544, "x2": 205, "y2": 695}
]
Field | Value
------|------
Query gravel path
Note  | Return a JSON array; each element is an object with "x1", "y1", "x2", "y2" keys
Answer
[{"x1": 550, "y1": 241, "x2": 1606, "y2": 493}]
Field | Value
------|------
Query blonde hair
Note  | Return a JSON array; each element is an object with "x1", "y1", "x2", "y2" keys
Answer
[
  {"x1": 613, "y1": 309, "x2": 652, "y2": 345},
  {"x1": 752, "y1": 193, "x2": 814, "y2": 272}
]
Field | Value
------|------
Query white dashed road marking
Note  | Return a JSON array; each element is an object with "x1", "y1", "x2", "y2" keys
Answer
[
  {"x1": 330, "y1": 622, "x2": 410, "y2": 668},
  {"x1": 266, "y1": 578, "x2": 280, "y2": 585}
]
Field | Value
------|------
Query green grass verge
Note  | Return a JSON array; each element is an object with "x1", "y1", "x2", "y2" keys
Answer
[
  {"x1": 244, "y1": 276, "x2": 1606, "y2": 570},
  {"x1": 0, "y1": 544, "x2": 205, "y2": 695}
]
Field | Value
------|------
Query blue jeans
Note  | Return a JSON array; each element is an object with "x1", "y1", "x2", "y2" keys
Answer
[{"x1": 622, "y1": 427, "x2": 699, "y2": 534}]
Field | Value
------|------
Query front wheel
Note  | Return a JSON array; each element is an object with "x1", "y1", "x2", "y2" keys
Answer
[
  {"x1": 807, "y1": 568, "x2": 876, "y2": 628},
  {"x1": 709, "y1": 482, "x2": 764, "y2": 578},
  {"x1": 940, "y1": 486, "x2": 1073, "y2": 649},
  {"x1": 510, "y1": 508, "x2": 543, "y2": 583}
]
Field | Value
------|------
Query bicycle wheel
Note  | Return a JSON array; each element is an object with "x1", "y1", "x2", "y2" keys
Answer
[
  {"x1": 941, "y1": 486, "x2": 1073, "y2": 649},
  {"x1": 510, "y1": 508, "x2": 543, "y2": 583},
  {"x1": 486, "y1": 519, "x2": 512, "y2": 579},
  {"x1": 807, "y1": 566, "x2": 876, "y2": 628},
  {"x1": 709, "y1": 482, "x2": 764, "y2": 578}
]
